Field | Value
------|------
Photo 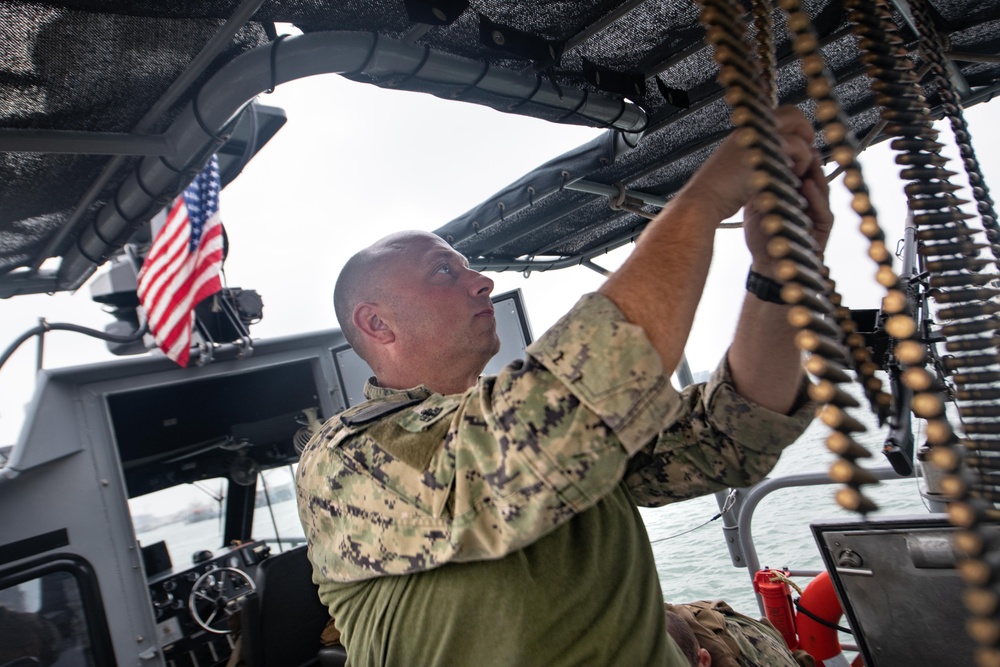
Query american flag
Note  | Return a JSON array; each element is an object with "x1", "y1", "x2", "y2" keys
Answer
[{"x1": 137, "y1": 155, "x2": 224, "y2": 367}]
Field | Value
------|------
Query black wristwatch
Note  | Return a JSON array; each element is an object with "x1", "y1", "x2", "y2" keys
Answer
[{"x1": 746, "y1": 270, "x2": 785, "y2": 304}]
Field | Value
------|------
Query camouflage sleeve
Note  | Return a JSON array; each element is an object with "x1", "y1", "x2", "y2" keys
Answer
[
  {"x1": 624, "y1": 356, "x2": 815, "y2": 507},
  {"x1": 297, "y1": 293, "x2": 681, "y2": 583}
]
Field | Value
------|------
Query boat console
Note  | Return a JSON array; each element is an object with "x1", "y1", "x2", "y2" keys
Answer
[{"x1": 144, "y1": 540, "x2": 270, "y2": 667}]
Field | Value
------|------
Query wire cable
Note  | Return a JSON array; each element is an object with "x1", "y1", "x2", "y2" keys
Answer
[
  {"x1": 0, "y1": 321, "x2": 149, "y2": 375},
  {"x1": 648, "y1": 489, "x2": 738, "y2": 545}
]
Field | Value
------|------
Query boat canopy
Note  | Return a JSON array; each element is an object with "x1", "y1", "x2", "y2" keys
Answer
[{"x1": 2, "y1": 0, "x2": 999, "y2": 295}]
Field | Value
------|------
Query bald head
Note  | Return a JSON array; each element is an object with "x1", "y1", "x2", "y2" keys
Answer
[
  {"x1": 334, "y1": 231, "x2": 441, "y2": 353},
  {"x1": 332, "y1": 230, "x2": 498, "y2": 394}
]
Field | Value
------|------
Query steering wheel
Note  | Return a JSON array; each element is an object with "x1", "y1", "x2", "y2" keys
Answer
[{"x1": 187, "y1": 567, "x2": 256, "y2": 634}]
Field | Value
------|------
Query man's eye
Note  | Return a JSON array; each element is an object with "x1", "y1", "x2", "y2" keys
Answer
[{"x1": 437, "y1": 264, "x2": 452, "y2": 274}]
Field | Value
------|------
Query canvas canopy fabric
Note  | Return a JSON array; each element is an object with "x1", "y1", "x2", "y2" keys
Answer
[{"x1": 1, "y1": 0, "x2": 999, "y2": 295}]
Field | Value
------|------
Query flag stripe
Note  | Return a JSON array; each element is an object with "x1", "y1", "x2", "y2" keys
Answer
[{"x1": 137, "y1": 156, "x2": 224, "y2": 367}]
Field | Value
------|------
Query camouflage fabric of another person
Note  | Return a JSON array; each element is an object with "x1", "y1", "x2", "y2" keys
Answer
[{"x1": 665, "y1": 601, "x2": 815, "y2": 667}]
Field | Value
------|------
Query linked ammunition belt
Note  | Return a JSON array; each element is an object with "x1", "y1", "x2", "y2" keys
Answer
[{"x1": 697, "y1": 0, "x2": 1000, "y2": 661}]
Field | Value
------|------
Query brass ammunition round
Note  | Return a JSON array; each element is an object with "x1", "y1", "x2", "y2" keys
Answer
[
  {"x1": 868, "y1": 240, "x2": 890, "y2": 262},
  {"x1": 794, "y1": 33, "x2": 819, "y2": 56},
  {"x1": 949, "y1": 501, "x2": 977, "y2": 527},
  {"x1": 801, "y1": 53, "x2": 825, "y2": 77},
  {"x1": 787, "y1": 10, "x2": 811, "y2": 31},
  {"x1": 926, "y1": 418, "x2": 954, "y2": 446},
  {"x1": 876, "y1": 265, "x2": 899, "y2": 289},
  {"x1": 931, "y1": 272, "x2": 997, "y2": 289},
  {"x1": 750, "y1": 170, "x2": 773, "y2": 191},
  {"x1": 787, "y1": 306, "x2": 813, "y2": 329},
  {"x1": 903, "y1": 367, "x2": 933, "y2": 391},
  {"x1": 912, "y1": 393, "x2": 944, "y2": 419},
  {"x1": 813, "y1": 380, "x2": 860, "y2": 409},
  {"x1": 737, "y1": 127, "x2": 761, "y2": 148},
  {"x1": 957, "y1": 386, "x2": 1000, "y2": 401},
  {"x1": 964, "y1": 421, "x2": 1000, "y2": 435},
  {"x1": 809, "y1": 380, "x2": 834, "y2": 403},
  {"x1": 961, "y1": 405, "x2": 1000, "y2": 419},
  {"x1": 832, "y1": 459, "x2": 878, "y2": 485},
  {"x1": 940, "y1": 473, "x2": 966, "y2": 497},
  {"x1": 933, "y1": 287, "x2": 1000, "y2": 305},
  {"x1": 815, "y1": 99, "x2": 839, "y2": 122},
  {"x1": 894, "y1": 339, "x2": 926, "y2": 364},
  {"x1": 824, "y1": 123, "x2": 847, "y2": 144},
  {"x1": 829, "y1": 460, "x2": 855, "y2": 484},
  {"x1": 857, "y1": 361, "x2": 878, "y2": 378},
  {"x1": 851, "y1": 191, "x2": 872, "y2": 214},
  {"x1": 796, "y1": 330, "x2": 846, "y2": 360},
  {"x1": 806, "y1": 78, "x2": 831, "y2": 100},
  {"x1": 859, "y1": 215, "x2": 882, "y2": 239},
  {"x1": 819, "y1": 404, "x2": 865, "y2": 432},
  {"x1": 956, "y1": 530, "x2": 986, "y2": 558},
  {"x1": 834, "y1": 487, "x2": 877, "y2": 513},
  {"x1": 929, "y1": 446, "x2": 960, "y2": 471},
  {"x1": 960, "y1": 559, "x2": 994, "y2": 588},
  {"x1": 963, "y1": 587, "x2": 999, "y2": 616},
  {"x1": 805, "y1": 356, "x2": 852, "y2": 383},
  {"x1": 832, "y1": 145, "x2": 854, "y2": 168},
  {"x1": 842, "y1": 167, "x2": 863, "y2": 191},
  {"x1": 869, "y1": 379, "x2": 888, "y2": 397},
  {"x1": 974, "y1": 647, "x2": 1000, "y2": 667},
  {"x1": 796, "y1": 329, "x2": 819, "y2": 352},
  {"x1": 826, "y1": 431, "x2": 871, "y2": 458},
  {"x1": 757, "y1": 191, "x2": 780, "y2": 213},
  {"x1": 885, "y1": 314, "x2": 916, "y2": 338},
  {"x1": 967, "y1": 616, "x2": 1000, "y2": 646}
]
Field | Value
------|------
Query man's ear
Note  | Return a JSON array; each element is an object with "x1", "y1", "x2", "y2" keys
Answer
[
  {"x1": 353, "y1": 303, "x2": 395, "y2": 345},
  {"x1": 697, "y1": 647, "x2": 711, "y2": 667}
]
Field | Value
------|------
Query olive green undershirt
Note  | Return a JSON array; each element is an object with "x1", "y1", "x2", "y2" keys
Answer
[{"x1": 319, "y1": 482, "x2": 689, "y2": 666}]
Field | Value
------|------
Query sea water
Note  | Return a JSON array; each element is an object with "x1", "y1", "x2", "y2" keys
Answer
[{"x1": 640, "y1": 410, "x2": 929, "y2": 617}]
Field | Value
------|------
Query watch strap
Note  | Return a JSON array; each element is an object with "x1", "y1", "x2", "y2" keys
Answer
[{"x1": 746, "y1": 270, "x2": 785, "y2": 304}]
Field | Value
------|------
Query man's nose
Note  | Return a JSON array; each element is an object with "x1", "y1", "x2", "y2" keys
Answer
[{"x1": 465, "y1": 267, "x2": 494, "y2": 296}]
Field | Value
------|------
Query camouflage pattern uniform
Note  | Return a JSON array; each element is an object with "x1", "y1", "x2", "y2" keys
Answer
[
  {"x1": 296, "y1": 293, "x2": 814, "y2": 665},
  {"x1": 666, "y1": 601, "x2": 816, "y2": 667}
]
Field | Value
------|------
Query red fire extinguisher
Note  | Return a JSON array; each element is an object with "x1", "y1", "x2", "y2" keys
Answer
[{"x1": 753, "y1": 568, "x2": 799, "y2": 650}]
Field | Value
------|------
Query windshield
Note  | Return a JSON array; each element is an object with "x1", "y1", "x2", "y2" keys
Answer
[{"x1": 129, "y1": 466, "x2": 304, "y2": 569}]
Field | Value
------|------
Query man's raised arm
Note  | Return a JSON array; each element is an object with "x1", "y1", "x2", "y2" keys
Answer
[{"x1": 600, "y1": 106, "x2": 832, "y2": 414}]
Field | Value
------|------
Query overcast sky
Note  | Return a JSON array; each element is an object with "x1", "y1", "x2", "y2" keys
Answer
[{"x1": 1, "y1": 70, "x2": 998, "y2": 446}]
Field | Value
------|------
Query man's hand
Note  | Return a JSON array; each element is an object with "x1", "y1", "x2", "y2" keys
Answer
[
  {"x1": 598, "y1": 104, "x2": 835, "y2": 395},
  {"x1": 725, "y1": 106, "x2": 836, "y2": 414},
  {"x1": 743, "y1": 108, "x2": 833, "y2": 278},
  {"x1": 677, "y1": 106, "x2": 833, "y2": 277}
]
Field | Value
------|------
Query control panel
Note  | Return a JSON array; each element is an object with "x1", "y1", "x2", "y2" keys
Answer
[{"x1": 147, "y1": 541, "x2": 270, "y2": 667}]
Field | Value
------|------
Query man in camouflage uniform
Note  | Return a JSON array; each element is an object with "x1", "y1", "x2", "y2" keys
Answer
[
  {"x1": 665, "y1": 602, "x2": 815, "y2": 667},
  {"x1": 296, "y1": 106, "x2": 832, "y2": 666}
]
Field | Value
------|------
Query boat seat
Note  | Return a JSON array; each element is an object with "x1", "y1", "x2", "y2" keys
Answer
[{"x1": 240, "y1": 545, "x2": 347, "y2": 667}]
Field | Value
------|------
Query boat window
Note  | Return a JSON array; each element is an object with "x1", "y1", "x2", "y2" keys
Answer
[
  {"x1": 0, "y1": 569, "x2": 98, "y2": 666},
  {"x1": 252, "y1": 465, "x2": 306, "y2": 551},
  {"x1": 130, "y1": 467, "x2": 306, "y2": 565},
  {"x1": 131, "y1": 479, "x2": 227, "y2": 568}
]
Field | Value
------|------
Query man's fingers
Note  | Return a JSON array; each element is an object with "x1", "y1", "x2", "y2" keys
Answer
[
  {"x1": 807, "y1": 153, "x2": 829, "y2": 198},
  {"x1": 801, "y1": 177, "x2": 834, "y2": 251},
  {"x1": 774, "y1": 105, "x2": 815, "y2": 144}
]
